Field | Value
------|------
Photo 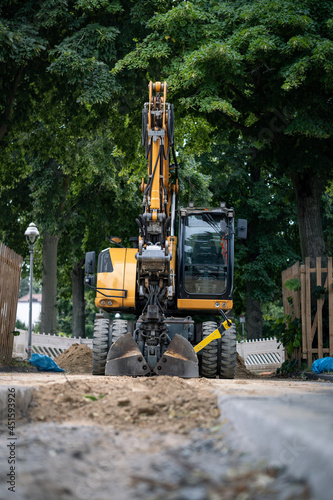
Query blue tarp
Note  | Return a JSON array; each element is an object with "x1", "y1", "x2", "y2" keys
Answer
[
  {"x1": 29, "y1": 353, "x2": 65, "y2": 372},
  {"x1": 311, "y1": 357, "x2": 333, "y2": 374}
]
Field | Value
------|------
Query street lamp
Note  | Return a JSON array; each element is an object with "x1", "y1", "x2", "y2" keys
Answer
[{"x1": 24, "y1": 223, "x2": 40, "y2": 359}]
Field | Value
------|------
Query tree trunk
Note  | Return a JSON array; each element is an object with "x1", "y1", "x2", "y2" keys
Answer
[
  {"x1": 72, "y1": 259, "x2": 85, "y2": 338},
  {"x1": 291, "y1": 173, "x2": 326, "y2": 266},
  {"x1": 246, "y1": 282, "x2": 263, "y2": 340},
  {"x1": 244, "y1": 164, "x2": 263, "y2": 340},
  {"x1": 40, "y1": 232, "x2": 59, "y2": 334}
]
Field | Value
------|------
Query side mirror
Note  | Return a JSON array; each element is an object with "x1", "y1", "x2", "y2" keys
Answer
[
  {"x1": 85, "y1": 251, "x2": 96, "y2": 275},
  {"x1": 236, "y1": 219, "x2": 248, "y2": 240}
]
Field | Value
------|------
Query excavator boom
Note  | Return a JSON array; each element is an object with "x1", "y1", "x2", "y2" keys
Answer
[{"x1": 105, "y1": 82, "x2": 198, "y2": 376}]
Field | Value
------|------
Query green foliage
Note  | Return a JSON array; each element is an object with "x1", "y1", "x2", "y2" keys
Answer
[
  {"x1": 313, "y1": 285, "x2": 327, "y2": 299},
  {"x1": 15, "y1": 319, "x2": 26, "y2": 330},
  {"x1": 284, "y1": 278, "x2": 301, "y2": 291},
  {"x1": 18, "y1": 277, "x2": 41, "y2": 298},
  {"x1": 273, "y1": 314, "x2": 302, "y2": 356},
  {"x1": 83, "y1": 393, "x2": 105, "y2": 401},
  {"x1": 276, "y1": 358, "x2": 298, "y2": 376},
  {"x1": 178, "y1": 155, "x2": 212, "y2": 207},
  {"x1": 1, "y1": 0, "x2": 333, "y2": 338}
]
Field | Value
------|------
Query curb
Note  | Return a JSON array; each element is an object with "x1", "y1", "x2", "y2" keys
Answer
[
  {"x1": 303, "y1": 371, "x2": 333, "y2": 382},
  {"x1": 217, "y1": 390, "x2": 333, "y2": 500},
  {"x1": 0, "y1": 386, "x2": 34, "y2": 421}
]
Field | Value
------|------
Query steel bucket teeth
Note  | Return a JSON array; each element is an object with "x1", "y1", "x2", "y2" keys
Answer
[
  {"x1": 105, "y1": 333, "x2": 149, "y2": 376},
  {"x1": 153, "y1": 334, "x2": 199, "y2": 378}
]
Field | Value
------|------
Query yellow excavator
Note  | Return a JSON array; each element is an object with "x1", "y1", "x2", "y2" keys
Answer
[{"x1": 85, "y1": 81, "x2": 247, "y2": 378}]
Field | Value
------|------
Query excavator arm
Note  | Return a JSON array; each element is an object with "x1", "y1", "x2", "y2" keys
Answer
[{"x1": 105, "y1": 82, "x2": 199, "y2": 377}]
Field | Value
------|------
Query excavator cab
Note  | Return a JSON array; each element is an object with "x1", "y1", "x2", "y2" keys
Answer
[{"x1": 177, "y1": 207, "x2": 234, "y2": 308}]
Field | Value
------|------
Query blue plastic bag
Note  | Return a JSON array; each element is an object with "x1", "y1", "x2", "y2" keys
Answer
[
  {"x1": 311, "y1": 357, "x2": 333, "y2": 374},
  {"x1": 30, "y1": 353, "x2": 65, "y2": 372}
]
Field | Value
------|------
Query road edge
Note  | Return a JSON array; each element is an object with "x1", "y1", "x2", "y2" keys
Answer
[{"x1": 217, "y1": 392, "x2": 332, "y2": 500}]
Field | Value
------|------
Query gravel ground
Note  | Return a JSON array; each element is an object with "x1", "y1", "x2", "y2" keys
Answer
[
  {"x1": 0, "y1": 375, "x2": 312, "y2": 500},
  {"x1": 0, "y1": 421, "x2": 310, "y2": 500}
]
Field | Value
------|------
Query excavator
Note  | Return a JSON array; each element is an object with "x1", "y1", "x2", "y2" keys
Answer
[{"x1": 84, "y1": 81, "x2": 247, "y2": 378}]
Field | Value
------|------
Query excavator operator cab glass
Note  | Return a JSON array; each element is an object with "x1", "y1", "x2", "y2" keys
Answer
[{"x1": 181, "y1": 213, "x2": 229, "y2": 296}]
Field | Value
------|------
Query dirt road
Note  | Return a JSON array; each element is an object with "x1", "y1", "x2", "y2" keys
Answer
[{"x1": 0, "y1": 373, "x2": 315, "y2": 500}]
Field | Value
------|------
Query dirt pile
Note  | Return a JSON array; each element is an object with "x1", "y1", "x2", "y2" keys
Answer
[
  {"x1": 28, "y1": 376, "x2": 220, "y2": 433},
  {"x1": 55, "y1": 343, "x2": 92, "y2": 374},
  {"x1": 54, "y1": 343, "x2": 254, "y2": 379},
  {"x1": 235, "y1": 352, "x2": 257, "y2": 378}
]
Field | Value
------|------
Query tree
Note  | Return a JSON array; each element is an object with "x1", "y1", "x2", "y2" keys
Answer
[
  {"x1": 114, "y1": 0, "x2": 333, "y2": 266},
  {"x1": 112, "y1": 0, "x2": 333, "y2": 337},
  {"x1": 0, "y1": 0, "x2": 160, "y2": 334}
]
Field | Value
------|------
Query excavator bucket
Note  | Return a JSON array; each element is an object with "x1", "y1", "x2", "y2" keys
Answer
[
  {"x1": 105, "y1": 333, "x2": 149, "y2": 376},
  {"x1": 105, "y1": 333, "x2": 199, "y2": 378},
  {"x1": 153, "y1": 334, "x2": 199, "y2": 378}
]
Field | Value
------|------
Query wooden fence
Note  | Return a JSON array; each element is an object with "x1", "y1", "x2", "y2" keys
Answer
[
  {"x1": 0, "y1": 243, "x2": 23, "y2": 364},
  {"x1": 282, "y1": 257, "x2": 333, "y2": 366}
]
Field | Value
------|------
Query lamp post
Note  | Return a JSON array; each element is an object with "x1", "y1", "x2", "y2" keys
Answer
[{"x1": 24, "y1": 223, "x2": 39, "y2": 360}]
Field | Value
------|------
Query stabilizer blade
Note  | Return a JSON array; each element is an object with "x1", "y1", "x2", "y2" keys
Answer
[
  {"x1": 153, "y1": 334, "x2": 199, "y2": 378},
  {"x1": 105, "y1": 333, "x2": 149, "y2": 376}
]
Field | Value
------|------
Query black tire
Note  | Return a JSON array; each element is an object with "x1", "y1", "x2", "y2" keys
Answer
[
  {"x1": 219, "y1": 323, "x2": 237, "y2": 379},
  {"x1": 110, "y1": 319, "x2": 128, "y2": 345},
  {"x1": 92, "y1": 317, "x2": 110, "y2": 375},
  {"x1": 201, "y1": 321, "x2": 219, "y2": 378}
]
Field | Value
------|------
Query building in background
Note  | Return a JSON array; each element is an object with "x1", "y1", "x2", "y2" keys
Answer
[{"x1": 16, "y1": 293, "x2": 41, "y2": 329}]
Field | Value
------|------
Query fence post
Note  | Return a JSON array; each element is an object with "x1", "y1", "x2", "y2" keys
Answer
[
  {"x1": 0, "y1": 244, "x2": 23, "y2": 364},
  {"x1": 328, "y1": 257, "x2": 333, "y2": 357},
  {"x1": 317, "y1": 257, "x2": 324, "y2": 359},
  {"x1": 304, "y1": 257, "x2": 312, "y2": 365},
  {"x1": 300, "y1": 264, "x2": 307, "y2": 359}
]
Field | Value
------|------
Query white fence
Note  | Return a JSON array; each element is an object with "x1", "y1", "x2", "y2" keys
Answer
[
  {"x1": 13, "y1": 331, "x2": 92, "y2": 359},
  {"x1": 237, "y1": 337, "x2": 285, "y2": 371},
  {"x1": 13, "y1": 331, "x2": 284, "y2": 371}
]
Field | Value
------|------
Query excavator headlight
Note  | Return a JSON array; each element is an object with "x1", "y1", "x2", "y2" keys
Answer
[
  {"x1": 107, "y1": 300, "x2": 113, "y2": 306},
  {"x1": 100, "y1": 300, "x2": 106, "y2": 306}
]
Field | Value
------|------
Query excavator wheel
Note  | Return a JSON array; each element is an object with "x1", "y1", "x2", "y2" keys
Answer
[
  {"x1": 201, "y1": 321, "x2": 219, "y2": 378},
  {"x1": 92, "y1": 317, "x2": 110, "y2": 375},
  {"x1": 110, "y1": 319, "x2": 128, "y2": 346},
  {"x1": 219, "y1": 323, "x2": 237, "y2": 379},
  {"x1": 92, "y1": 318, "x2": 129, "y2": 375}
]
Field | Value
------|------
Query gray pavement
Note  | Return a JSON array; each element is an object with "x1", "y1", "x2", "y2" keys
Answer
[{"x1": 216, "y1": 379, "x2": 333, "y2": 500}]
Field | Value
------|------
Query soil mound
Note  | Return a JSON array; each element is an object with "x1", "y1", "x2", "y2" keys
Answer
[
  {"x1": 28, "y1": 376, "x2": 220, "y2": 433},
  {"x1": 235, "y1": 352, "x2": 257, "y2": 378},
  {"x1": 55, "y1": 343, "x2": 92, "y2": 374}
]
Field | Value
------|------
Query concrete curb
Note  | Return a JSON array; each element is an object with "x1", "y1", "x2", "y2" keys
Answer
[
  {"x1": 0, "y1": 386, "x2": 34, "y2": 421},
  {"x1": 303, "y1": 371, "x2": 333, "y2": 382},
  {"x1": 217, "y1": 390, "x2": 333, "y2": 500}
]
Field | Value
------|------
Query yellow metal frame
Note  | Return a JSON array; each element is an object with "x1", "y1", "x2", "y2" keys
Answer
[
  {"x1": 95, "y1": 248, "x2": 137, "y2": 310},
  {"x1": 193, "y1": 320, "x2": 231, "y2": 353},
  {"x1": 194, "y1": 329, "x2": 221, "y2": 353},
  {"x1": 177, "y1": 299, "x2": 233, "y2": 312},
  {"x1": 146, "y1": 81, "x2": 172, "y2": 217}
]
